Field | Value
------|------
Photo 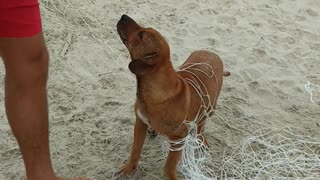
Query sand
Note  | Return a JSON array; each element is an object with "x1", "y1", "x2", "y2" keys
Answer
[{"x1": 0, "y1": 0, "x2": 319, "y2": 179}]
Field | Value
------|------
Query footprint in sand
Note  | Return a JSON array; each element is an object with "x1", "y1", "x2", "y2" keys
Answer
[
  {"x1": 98, "y1": 78, "x2": 116, "y2": 89},
  {"x1": 199, "y1": 9, "x2": 218, "y2": 16},
  {"x1": 253, "y1": 88, "x2": 279, "y2": 104},
  {"x1": 182, "y1": 2, "x2": 200, "y2": 11},
  {"x1": 217, "y1": 15, "x2": 238, "y2": 26},
  {"x1": 306, "y1": 8, "x2": 319, "y2": 17}
]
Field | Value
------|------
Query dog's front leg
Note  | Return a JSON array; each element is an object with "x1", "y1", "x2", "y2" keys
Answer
[
  {"x1": 164, "y1": 150, "x2": 182, "y2": 180},
  {"x1": 163, "y1": 125, "x2": 188, "y2": 180},
  {"x1": 119, "y1": 116, "x2": 148, "y2": 176}
]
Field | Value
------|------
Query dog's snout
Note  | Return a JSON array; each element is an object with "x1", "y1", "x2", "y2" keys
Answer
[
  {"x1": 117, "y1": 15, "x2": 130, "y2": 40},
  {"x1": 117, "y1": 14, "x2": 132, "y2": 32},
  {"x1": 117, "y1": 14, "x2": 141, "y2": 44},
  {"x1": 118, "y1": 14, "x2": 139, "y2": 28},
  {"x1": 119, "y1": 14, "x2": 135, "y2": 26}
]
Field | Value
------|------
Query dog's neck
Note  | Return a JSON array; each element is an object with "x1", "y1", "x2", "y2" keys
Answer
[{"x1": 135, "y1": 58, "x2": 182, "y2": 104}]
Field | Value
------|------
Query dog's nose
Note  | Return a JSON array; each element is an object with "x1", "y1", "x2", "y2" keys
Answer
[{"x1": 120, "y1": 14, "x2": 131, "y2": 24}]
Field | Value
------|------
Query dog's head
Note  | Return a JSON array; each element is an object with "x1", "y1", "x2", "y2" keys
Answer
[{"x1": 117, "y1": 14, "x2": 170, "y2": 75}]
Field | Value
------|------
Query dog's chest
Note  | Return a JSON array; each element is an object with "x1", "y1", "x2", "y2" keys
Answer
[{"x1": 136, "y1": 107, "x2": 183, "y2": 134}]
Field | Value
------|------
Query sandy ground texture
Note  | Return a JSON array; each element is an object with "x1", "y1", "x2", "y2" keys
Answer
[{"x1": 0, "y1": 0, "x2": 320, "y2": 179}]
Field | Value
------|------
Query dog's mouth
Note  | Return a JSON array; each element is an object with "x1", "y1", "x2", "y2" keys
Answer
[{"x1": 132, "y1": 52, "x2": 158, "y2": 61}]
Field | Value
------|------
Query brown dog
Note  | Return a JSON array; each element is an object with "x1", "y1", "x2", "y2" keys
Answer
[{"x1": 117, "y1": 15, "x2": 229, "y2": 180}]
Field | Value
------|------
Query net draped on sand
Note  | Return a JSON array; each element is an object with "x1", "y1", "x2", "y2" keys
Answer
[
  {"x1": 305, "y1": 81, "x2": 320, "y2": 105},
  {"x1": 219, "y1": 127, "x2": 320, "y2": 179}
]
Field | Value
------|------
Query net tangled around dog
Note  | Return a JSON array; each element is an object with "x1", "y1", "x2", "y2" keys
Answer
[{"x1": 158, "y1": 62, "x2": 218, "y2": 180}]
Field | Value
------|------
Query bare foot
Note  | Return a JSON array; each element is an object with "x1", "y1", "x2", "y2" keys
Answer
[{"x1": 58, "y1": 177, "x2": 92, "y2": 180}]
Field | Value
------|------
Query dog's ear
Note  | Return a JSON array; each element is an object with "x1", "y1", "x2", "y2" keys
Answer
[{"x1": 128, "y1": 59, "x2": 154, "y2": 75}]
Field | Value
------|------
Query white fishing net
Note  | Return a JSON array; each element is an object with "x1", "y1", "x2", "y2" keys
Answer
[
  {"x1": 159, "y1": 122, "x2": 216, "y2": 180},
  {"x1": 304, "y1": 81, "x2": 320, "y2": 105},
  {"x1": 219, "y1": 127, "x2": 320, "y2": 179}
]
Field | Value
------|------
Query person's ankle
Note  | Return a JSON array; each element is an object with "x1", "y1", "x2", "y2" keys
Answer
[
  {"x1": 26, "y1": 174, "x2": 57, "y2": 180},
  {"x1": 27, "y1": 175, "x2": 57, "y2": 180},
  {"x1": 26, "y1": 166, "x2": 56, "y2": 180}
]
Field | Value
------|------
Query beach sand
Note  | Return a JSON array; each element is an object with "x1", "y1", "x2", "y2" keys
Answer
[{"x1": 0, "y1": 0, "x2": 319, "y2": 179}]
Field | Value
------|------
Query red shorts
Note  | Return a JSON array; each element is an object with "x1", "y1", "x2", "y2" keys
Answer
[{"x1": 0, "y1": 0, "x2": 42, "y2": 38}]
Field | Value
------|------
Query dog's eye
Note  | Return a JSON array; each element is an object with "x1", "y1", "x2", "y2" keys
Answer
[{"x1": 138, "y1": 31, "x2": 144, "y2": 40}]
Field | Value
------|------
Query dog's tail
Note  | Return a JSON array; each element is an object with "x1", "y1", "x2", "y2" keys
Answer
[{"x1": 223, "y1": 71, "x2": 231, "y2": 77}]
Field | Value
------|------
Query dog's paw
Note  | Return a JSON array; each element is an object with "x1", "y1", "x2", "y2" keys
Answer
[{"x1": 117, "y1": 162, "x2": 137, "y2": 176}]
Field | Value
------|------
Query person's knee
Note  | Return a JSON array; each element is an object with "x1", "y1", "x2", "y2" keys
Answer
[{"x1": 6, "y1": 47, "x2": 49, "y2": 89}]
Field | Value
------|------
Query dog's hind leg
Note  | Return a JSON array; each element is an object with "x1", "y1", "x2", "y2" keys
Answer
[
  {"x1": 164, "y1": 150, "x2": 181, "y2": 180},
  {"x1": 197, "y1": 118, "x2": 209, "y2": 147}
]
